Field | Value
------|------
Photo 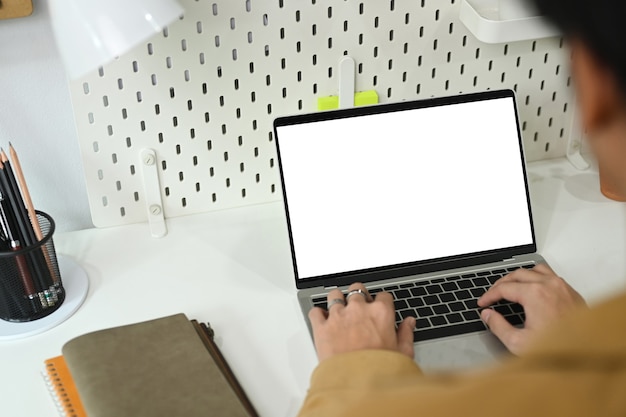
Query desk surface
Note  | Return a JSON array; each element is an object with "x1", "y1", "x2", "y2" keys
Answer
[{"x1": 1, "y1": 157, "x2": 625, "y2": 417}]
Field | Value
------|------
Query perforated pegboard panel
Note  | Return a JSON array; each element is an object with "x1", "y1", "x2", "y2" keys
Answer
[{"x1": 69, "y1": 0, "x2": 574, "y2": 228}]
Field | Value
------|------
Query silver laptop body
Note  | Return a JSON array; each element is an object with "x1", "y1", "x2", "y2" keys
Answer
[{"x1": 273, "y1": 90, "x2": 545, "y2": 371}]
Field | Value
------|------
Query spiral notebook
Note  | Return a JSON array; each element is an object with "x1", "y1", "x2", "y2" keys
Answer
[
  {"x1": 43, "y1": 355, "x2": 87, "y2": 417},
  {"x1": 42, "y1": 314, "x2": 258, "y2": 417}
]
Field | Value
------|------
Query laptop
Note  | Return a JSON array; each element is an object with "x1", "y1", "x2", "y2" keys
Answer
[{"x1": 273, "y1": 89, "x2": 545, "y2": 371}]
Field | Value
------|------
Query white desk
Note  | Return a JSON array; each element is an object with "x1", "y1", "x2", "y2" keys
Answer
[{"x1": 1, "y1": 157, "x2": 625, "y2": 417}]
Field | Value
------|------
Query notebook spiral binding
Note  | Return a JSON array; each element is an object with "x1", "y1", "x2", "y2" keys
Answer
[{"x1": 42, "y1": 356, "x2": 87, "y2": 417}]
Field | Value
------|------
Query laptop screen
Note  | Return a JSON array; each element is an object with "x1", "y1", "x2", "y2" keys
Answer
[{"x1": 275, "y1": 90, "x2": 535, "y2": 283}]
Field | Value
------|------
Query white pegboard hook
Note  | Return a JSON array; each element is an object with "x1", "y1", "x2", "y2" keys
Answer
[{"x1": 139, "y1": 148, "x2": 168, "y2": 238}]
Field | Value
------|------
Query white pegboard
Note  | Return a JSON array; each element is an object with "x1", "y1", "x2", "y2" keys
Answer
[{"x1": 69, "y1": 0, "x2": 574, "y2": 228}]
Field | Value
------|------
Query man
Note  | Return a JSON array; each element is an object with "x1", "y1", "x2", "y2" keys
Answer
[{"x1": 297, "y1": 0, "x2": 626, "y2": 415}]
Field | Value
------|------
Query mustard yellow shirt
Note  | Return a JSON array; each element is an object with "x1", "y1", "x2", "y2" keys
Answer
[{"x1": 298, "y1": 293, "x2": 626, "y2": 417}]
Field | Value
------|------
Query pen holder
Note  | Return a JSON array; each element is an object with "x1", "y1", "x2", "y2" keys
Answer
[{"x1": 0, "y1": 211, "x2": 64, "y2": 322}]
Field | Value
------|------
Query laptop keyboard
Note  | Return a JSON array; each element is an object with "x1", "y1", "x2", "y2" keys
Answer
[{"x1": 311, "y1": 264, "x2": 531, "y2": 343}]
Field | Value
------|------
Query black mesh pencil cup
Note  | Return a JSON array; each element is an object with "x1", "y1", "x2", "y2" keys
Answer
[{"x1": 0, "y1": 211, "x2": 64, "y2": 322}]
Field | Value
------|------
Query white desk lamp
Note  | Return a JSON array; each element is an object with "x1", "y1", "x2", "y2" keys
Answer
[{"x1": 49, "y1": 0, "x2": 184, "y2": 79}]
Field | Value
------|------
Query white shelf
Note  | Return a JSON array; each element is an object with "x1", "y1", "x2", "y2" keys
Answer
[{"x1": 460, "y1": 0, "x2": 560, "y2": 44}]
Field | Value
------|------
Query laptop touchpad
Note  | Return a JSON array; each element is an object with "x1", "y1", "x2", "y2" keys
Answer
[{"x1": 414, "y1": 331, "x2": 511, "y2": 373}]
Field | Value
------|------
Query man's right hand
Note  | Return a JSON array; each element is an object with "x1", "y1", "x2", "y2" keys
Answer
[{"x1": 478, "y1": 263, "x2": 586, "y2": 356}]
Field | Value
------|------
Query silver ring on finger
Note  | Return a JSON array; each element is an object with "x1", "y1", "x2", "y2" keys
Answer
[
  {"x1": 346, "y1": 289, "x2": 367, "y2": 302},
  {"x1": 327, "y1": 298, "x2": 346, "y2": 310}
]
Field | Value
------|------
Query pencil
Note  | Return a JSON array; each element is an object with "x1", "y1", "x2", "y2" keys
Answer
[
  {"x1": 8, "y1": 143, "x2": 60, "y2": 284},
  {"x1": 8, "y1": 144, "x2": 41, "y2": 241}
]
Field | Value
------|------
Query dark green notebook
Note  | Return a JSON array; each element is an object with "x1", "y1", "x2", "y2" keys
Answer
[{"x1": 61, "y1": 314, "x2": 258, "y2": 417}]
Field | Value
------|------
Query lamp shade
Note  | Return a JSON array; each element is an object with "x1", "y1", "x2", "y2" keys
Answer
[{"x1": 49, "y1": 0, "x2": 184, "y2": 79}]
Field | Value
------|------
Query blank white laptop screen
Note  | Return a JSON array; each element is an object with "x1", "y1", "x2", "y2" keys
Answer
[{"x1": 276, "y1": 96, "x2": 534, "y2": 280}]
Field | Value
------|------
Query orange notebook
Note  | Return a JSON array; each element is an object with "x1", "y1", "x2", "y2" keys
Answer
[{"x1": 43, "y1": 355, "x2": 88, "y2": 417}]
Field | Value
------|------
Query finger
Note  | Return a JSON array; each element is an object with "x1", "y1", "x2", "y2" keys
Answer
[
  {"x1": 495, "y1": 269, "x2": 543, "y2": 285},
  {"x1": 481, "y1": 308, "x2": 521, "y2": 353},
  {"x1": 397, "y1": 317, "x2": 416, "y2": 358},
  {"x1": 533, "y1": 262, "x2": 555, "y2": 275},
  {"x1": 348, "y1": 282, "x2": 371, "y2": 300},
  {"x1": 372, "y1": 290, "x2": 394, "y2": 306},
  {"x1": 326, "y1": 288, "x2": 345, "y2": 303},
  {"x1": 478, "y1": 281, "x2": 527, "y2": 307},
  {"x1": 345, "y1": 282, "x2": 370, "y2": 304},
  {"x1": 371, "y1": 291, "x2": 396, "y2": 324},
  {"x1": 327, "y1": 297, "x2": 347, "y2": 312},
  {"x1": 497, "y1": 262, "x2": 556, "y2": 283},
  {"x1": 368, "y1": 291, "x2": 398, "y2": 326},
  {"x1": 326, "y1": 288, "x2": 346, "y2": 313},
  {"x1": 308, "y1": 307, "x2": 327, "y2": 328}
]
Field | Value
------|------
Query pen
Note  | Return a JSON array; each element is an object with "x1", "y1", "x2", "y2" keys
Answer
[{"x1": 0, "y1": 198, "x2": 8, "y2": 243}]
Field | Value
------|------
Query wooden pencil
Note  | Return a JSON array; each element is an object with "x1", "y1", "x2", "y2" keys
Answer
[{"x1": 8, "y1": 144, "x2": 42, "y2": 240}]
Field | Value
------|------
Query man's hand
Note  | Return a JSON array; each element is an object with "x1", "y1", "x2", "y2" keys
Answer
[
  {"x1": 478, "y1": 263, "x2": 586, "y2": 355},
  {"x1": 308, "y1": 283, "x2": 415, "y2": 362}
]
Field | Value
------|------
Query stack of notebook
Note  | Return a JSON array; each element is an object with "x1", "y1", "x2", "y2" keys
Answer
[{"x1": 43, "y1": 314, "x2": 258, "y2": 417}]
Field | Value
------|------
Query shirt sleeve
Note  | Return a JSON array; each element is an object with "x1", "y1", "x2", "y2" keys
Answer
[
  {"x1": 297, "y1": 295, "x2": 626, "y2": 417},
  {"x1": 306, "y1": 350, "x2": 423, "y2": 391}
]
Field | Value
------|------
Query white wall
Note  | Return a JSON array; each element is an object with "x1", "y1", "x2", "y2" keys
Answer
[{"x1": 0, "y1": 0, "x2": 92, "y2": 232}]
